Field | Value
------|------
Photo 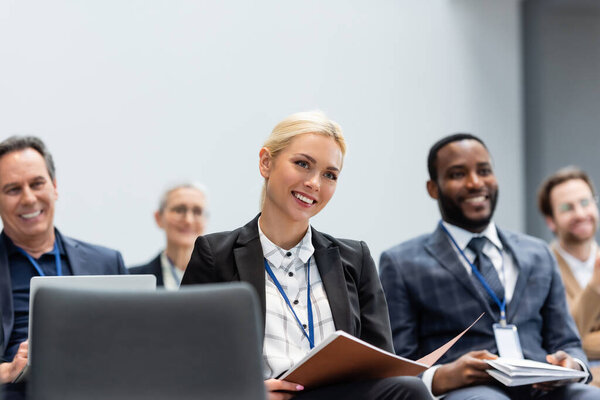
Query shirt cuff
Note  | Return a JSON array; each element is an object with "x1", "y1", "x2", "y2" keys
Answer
[
  {"x1": 573, "y1": 358, "x2": 590, "y2": 383},
  {"x1": 422, "y1": 365, "x2": 446, "y2": 399}
]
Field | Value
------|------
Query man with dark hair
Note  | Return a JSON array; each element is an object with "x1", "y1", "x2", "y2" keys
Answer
[
  {"x1": 537, "y1": 166, "x2": 600, "y2": 386},
  {"x1": 380, "y1": 134, "x2": 600, "y2": 399},
  {"x1": 0, "y1": 136, "x2": 127, "y2": 399}
]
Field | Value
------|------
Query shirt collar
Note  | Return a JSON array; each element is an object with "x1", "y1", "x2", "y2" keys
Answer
[
  {"x1": 1, "y1": 229, "x2": 65, "y2": 257},
  {"x1": 257, "y1": 220, "x2": 315, "y2": 269},
  {"x1": 556, "y1": 241, "x2": 596, "y2": 272},
  {"x1": 441, "y1": 220, "x2": 503, "y2": 251}
]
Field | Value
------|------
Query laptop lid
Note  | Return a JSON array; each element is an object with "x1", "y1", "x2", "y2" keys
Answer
[{"x1": 28, "y1": 275, "x2": 156, "y2": 358}]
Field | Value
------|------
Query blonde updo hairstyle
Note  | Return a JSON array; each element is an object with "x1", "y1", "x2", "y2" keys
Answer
[{"x1": 260, "y1": 111, "x2": 347, "y2": 209}]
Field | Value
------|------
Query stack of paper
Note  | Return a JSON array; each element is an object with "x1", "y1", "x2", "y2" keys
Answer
[{"x1": 486, "y1": 358, "x2": 588, "y2": 386}]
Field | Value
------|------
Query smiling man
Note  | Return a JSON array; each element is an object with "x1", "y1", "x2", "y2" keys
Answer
[
  {"x1": 538, "y1": 166, "x2": 600, "y2": 386},
  {"x1": 0, "y1": 136, "x2": 127, "y2": 400},
  {"x1": 379, "y1": 134, "x2": 600, "y2": 399}
]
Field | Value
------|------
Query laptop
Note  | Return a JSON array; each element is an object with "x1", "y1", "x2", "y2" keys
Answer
[{"x1": 14, "y1": 274, "x2": 156, "y2": 383}]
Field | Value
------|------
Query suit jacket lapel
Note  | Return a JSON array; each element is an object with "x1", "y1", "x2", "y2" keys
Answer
[
  {"x1": 497, "y1": 229, "x2": 532, "y2": 323},
  {"x1": 311, "y1": 228, "x2": 352, "y2": 333},
  {"x1": 233, "y1": 216, "x2": 267, "y2": 325},
  {"x1": 425, "y1": 225, "x2": 496, "y2": 318},
  {"x1": 59, "y1": 231, "x2": 88, "y2": 275},
  {"x1": 0, "y1": 236, "x2": 11, "y2": 355}
]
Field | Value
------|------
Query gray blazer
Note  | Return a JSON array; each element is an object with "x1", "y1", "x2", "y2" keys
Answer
[
  {"x1": 379, "y1": 224, "x2": 589, "y2": 371},
  {"x1": 0, "y1": 229, "x2": 127, "y2": 358},
  {"x1": 181, "y1": 215, "x2": 394, "y2": 353}
]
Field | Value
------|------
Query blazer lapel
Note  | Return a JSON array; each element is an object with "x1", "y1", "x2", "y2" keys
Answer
[
  {"x1": 498, "y1": 229, "x2": 532, "y2": 323},
  {"x1": 311, "y1": 228, "x2": 352, "y2": 333},
  {"x1": 425, "y1": 225, "x2": 496, "y2": 318},
  {"x1": 0, "y1": 236, "x2": 12, "y2": 354},
  {"x1": 233, "y1": 217, "x2": 267, "y2": 325},
  {"x1": 59, "y1": 230, "x2": 88, "y2": 275}
]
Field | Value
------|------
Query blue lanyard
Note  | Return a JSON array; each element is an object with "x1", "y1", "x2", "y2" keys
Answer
[
  {"x1": 439, "y1": 222, "x2": 507, "y2": 325},
  {"x1": 264, "y1": 257, "x2": 315, "y2": 349},
  {"x1": 16, "y1": 241, "x2": 62, "y2": 277},
  {"x1": 166, "y1": 255, "x2": 182, "y2": 285}
]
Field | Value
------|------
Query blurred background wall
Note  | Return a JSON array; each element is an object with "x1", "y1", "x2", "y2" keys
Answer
[
  {"x1": 524, "y1": 0, "x2": 600, "y2": 242},
  {"x1": 0, "y1": 0, "x2": 555, "y2": 266}
]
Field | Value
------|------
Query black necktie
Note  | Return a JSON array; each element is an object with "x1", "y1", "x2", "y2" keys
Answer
[{"x1": 467, "y1": 237, "x2": 505, "y2": 302}]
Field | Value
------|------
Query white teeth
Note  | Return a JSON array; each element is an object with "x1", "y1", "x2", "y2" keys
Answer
[
  {"x1": 465, "y1": 196, "x2": 486, "y2": 203},
  {"x1": 21, "y1": 210, "x2": 41, "y2": 219},
  {"x1": 294, "y1": 192, "x2": 314, "y2": 205}
]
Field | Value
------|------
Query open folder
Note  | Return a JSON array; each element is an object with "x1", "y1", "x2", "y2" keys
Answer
[{"x1": 279, "y1": 313, "x2": 484, "y2": 389}]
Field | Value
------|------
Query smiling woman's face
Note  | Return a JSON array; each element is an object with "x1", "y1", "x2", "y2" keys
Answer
[
  {"x1": 155, "y1": 187, "x2": 207, "y2": 249},
  {"x1": 259, "y1": 133, "x2": 343, "y2": 225}
]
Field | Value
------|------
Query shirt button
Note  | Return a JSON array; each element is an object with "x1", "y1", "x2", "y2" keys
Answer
[
  {"x1": 293, "y1": 300, "x2": 299, "y2": 305},
  {"x1": 302, "y1": 324, "x2": 307, "y2": 329},
  {"x1": 288, "y1": 272, "x2": 294, "y2": 277},
  {"x1": 286, "y1": 252, "x2": 292, "y2": 257}
]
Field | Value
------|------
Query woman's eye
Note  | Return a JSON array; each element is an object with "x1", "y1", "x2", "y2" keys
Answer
[
  {"x1": 324, "y1": 172, "x2": 338, "y2": 181},
  {"x1": 295, "y1": 160, "x2": 309, "y2": 169}
]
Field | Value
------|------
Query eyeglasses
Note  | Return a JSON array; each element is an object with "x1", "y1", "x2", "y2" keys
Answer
[
  {"x1": 557, "y1": 197, "x2": 598, "y2": 214},
  {"x1": 168, "y1": 205, "x2": 205, "y2": 219}
]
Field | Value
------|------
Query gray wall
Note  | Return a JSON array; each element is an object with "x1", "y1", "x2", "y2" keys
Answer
[
  {"x1": 0, "y1": 1, "x2": 523, "y2": 266},
  {"x1": 524, "y1": 0, "x2": 600, "y2": 241}
]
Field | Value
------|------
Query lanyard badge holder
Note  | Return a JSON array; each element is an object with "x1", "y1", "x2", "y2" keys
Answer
[{"x1": 439, "y1": 222, "x2": 523, "y2": 359}]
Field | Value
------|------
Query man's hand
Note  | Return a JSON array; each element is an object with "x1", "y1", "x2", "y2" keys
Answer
[
  {"x1": 264, "y1": 378, "x2": 304, "y2": 400},
  {"x1": 0, "y1": 341, "x2": 28, "y2": 383},
  {"x1": 431, "y1": 350, "x2": 497, "y2": 395},
  {"x1": 532, "y1": 350, "x2": 583, "y2": 391}
]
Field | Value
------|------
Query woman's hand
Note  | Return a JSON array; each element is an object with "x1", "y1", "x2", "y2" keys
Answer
[{"x1": 264, "y1": 378, "x2": 304, "y2": 400}]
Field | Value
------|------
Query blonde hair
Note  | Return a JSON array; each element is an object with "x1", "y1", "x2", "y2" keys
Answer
[{"x1": 260, "y1": 110, "x2": 347, "y2": 208}]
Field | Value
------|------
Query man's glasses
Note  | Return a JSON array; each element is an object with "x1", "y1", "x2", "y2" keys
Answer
[{"x1": 557, "y1": 197, "x2": 598, "y2": 213}]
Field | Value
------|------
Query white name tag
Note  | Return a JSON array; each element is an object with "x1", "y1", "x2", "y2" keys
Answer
[{"x1": 493, "y1": 323, "x2": 524, "y2": 359}]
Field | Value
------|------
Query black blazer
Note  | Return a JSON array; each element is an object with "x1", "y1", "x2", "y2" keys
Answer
[
  {"x1": 181, "y1": 215, "x2": 394, "y2": 353},
  {"x1": 129, "y1": 254, "x2": 164, "y2": 287}
]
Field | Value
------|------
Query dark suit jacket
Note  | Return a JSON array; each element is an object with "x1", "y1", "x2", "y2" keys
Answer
[
  {"x1": 129, "y1": 254, "x2": 164, "y2": 287},
  {"x1": 379, "y1": 224, "x2": 588, "y2": 369},
  {"x1": 0, "y1": 229, "x2": 128, "y2": 358},
  {"x1": 181, "y1": 215, "x2": 394, "y2": 353}
]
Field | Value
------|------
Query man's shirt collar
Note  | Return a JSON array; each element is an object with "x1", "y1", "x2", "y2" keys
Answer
[
  {"x1": 556, "y1": 241, "x2": 596, "y2": 273},
  {"x1": 441, "y1": 220, "x2": 503, "y2": 251},
  {"x1": 1, "y1": 228, "x2": 65, "y2": 257}
]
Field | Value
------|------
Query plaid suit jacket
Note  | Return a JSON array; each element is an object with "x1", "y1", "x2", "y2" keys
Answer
[{"x1": 379, "y1": 223, "x2": 588, "y2": 369}]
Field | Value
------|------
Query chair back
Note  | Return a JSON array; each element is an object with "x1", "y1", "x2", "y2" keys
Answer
[{"x1": 29, "y1": 283, "x2": 265, "y2": 400}]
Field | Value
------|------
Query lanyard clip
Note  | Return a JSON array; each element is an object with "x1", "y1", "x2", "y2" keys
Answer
[{"x1": 500, "y1": 310, "x2": 507, "y2": 327}]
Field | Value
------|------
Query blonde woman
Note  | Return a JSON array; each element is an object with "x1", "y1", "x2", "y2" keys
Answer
[{"x1": 182, "y1": 111, "x2": 429, "y2": 399}]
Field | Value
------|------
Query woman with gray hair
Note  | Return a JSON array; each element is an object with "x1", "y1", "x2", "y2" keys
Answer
[{"x1": 130, "y1": 183, "x2": 207, "y2": 289}]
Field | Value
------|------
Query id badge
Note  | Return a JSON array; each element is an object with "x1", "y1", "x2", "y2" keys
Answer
[{"x1": 493, "y1": 323, "x2": 524, "y2": 359}]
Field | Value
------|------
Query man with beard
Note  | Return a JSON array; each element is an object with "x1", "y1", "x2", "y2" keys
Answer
[
  {"x1": 379, "y1": 134, "x2": 599, "y2": 399},
  {"x1": 537, "y1": 167, "x2": 600, "y2": 386}
]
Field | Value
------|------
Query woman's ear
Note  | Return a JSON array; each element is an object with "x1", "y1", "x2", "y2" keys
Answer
[{"x1": 259, "y1": 147, "x2": 272, "y2": 179}]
